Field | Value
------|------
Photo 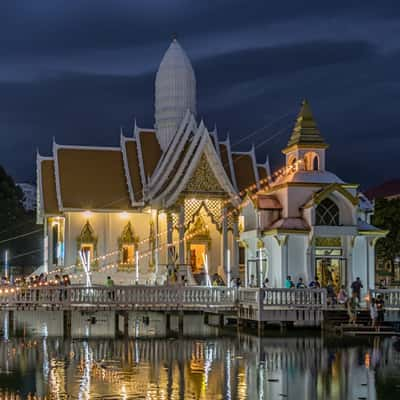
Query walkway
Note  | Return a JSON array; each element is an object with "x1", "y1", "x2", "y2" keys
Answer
[{"x1": 0, "y1": 286, "x2": 399, "y2": 318}]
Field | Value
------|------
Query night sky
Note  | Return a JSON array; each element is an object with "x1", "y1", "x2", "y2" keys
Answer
[{"x1": 1, "y1": 0, "x2": 400, "y2": 189}]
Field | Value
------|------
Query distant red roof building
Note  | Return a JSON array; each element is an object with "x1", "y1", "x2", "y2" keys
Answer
[{"x1": 365, "y1": 179, "x2": 400, "y2": 200}]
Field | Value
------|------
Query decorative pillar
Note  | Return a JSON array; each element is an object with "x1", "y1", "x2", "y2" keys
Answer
[
  {"x1": 277, "y1": 235, "x2": 289, "y2": 288},
  {"x1": 232, "y1": 215, "x2": 240, "y2": 280},
  {"x1": 154, "y1": 210, "x2": 159, "y2": 276},
  {"x1": 167, "y1": 211, "x2": 174, "y2": 265},
  {"x1": 43, "y1": 220, "x2": 49, "y2": 274},
  {"x1": 179, "y1": 204, "x2": 185, "y2": 265},
  {"x1": 222, "y1": 207, "x2": 228, "y2": 282},
  {"x1": 306, "y1": 235, "x2": 314, "y2": 283}
]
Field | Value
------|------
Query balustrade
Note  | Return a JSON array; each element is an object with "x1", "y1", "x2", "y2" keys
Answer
[
  {"x1": 238, "y1": 288, "x2": 327, "y2": 309},
  {"x1": 0, "y1": 286, "x2": 341, "y2": 311},
  {"x1": 370, "y1": 289, "x2": 400, "y2": 309},
  {"x1": 0, "y1": 285, "x2": 237, "y2": 310}
]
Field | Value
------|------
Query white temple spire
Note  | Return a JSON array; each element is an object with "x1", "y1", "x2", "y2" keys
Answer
[{"x1": 155, "y1": 39, "x2": 197, "y2": 151}]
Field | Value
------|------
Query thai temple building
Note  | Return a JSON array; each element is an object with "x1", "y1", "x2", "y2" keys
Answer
[
  {"x1": 36, "y1": 39, "x2": 386, "y2": 289},
  {"x1": 239, "y1": 100, "x2": 387, "y2": 291}
]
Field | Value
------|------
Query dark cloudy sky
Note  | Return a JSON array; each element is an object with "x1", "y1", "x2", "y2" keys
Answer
[{"x1": 1, "y1": 0, "x2": 399, "y2": 188}]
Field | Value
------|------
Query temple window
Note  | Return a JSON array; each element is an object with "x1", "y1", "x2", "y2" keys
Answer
[
  {"x1": 118, "y1": 221, "x2": 139, "y2": 270},
  {"x1": 50, "y1": 217, "x2": 65, "y2": 266},
  {"x1": 52, "y1": 223, "x2": 58, "y2": 265},
  {"x1": 122, "y1": 244, "x2": 135, "y2": 264},
  {"x1": 76, "y1": 220, "x2": 97, "y2": 269},
  {"x1": 316, "y1": 198, "x2": 340, "y2": 226}
]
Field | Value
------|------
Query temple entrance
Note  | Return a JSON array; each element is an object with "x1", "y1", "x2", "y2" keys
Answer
[
  {"x1": 189, "y1": 243, "x2": 207, "y2": 274},
  {"x1": 315, "y1": 248, "x2": 346, "y2": 291}
]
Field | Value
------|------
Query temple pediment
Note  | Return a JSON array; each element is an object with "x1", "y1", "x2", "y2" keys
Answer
[{"x1": 184, "y1": 153, "x2": 225, "y2": 194}]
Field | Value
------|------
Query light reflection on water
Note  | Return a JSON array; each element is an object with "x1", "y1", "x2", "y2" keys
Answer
[{"x1": 0, "y1": 312, "x2": 399, "y2": 399}]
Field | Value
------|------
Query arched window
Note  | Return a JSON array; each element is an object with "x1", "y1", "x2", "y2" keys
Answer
[
  {"x1": 288, "y1": 155, "x2": 297, "y2": 167},
  {"x1": 313, "y1": 155, "x2": 319, "y2": 171},
  {"x1": 304, "y1": 152, "x2": 319, "y2": 171},
  {"x1": 316, "y1": 198, "x2": 339, "y2": 226}
]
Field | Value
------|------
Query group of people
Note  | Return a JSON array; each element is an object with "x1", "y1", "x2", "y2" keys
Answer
[
  {"x1": 281, "y1": 274, "x2": 386, "y2": 328},
  {"x1": 0, "y1": 273, "x2": 72, "y2": 288}
]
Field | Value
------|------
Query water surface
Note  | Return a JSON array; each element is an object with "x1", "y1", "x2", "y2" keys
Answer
[{"x1": 0, "y1": 311, "x2": 399, "y2": 399}]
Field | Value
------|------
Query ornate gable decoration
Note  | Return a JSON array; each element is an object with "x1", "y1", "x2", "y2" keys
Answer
[
  {"x1": 184, "y1": 153, "x2": 225, "y2": 193},
  {"x1": 77, "y1": 220, "x2": 97, "y2": 246},
  {"x1": 186, "y1": 215, "x2": 211, "y2": 242},
  {"x1": 118, "y1": 221, "x2": 139, "y2": 247}
]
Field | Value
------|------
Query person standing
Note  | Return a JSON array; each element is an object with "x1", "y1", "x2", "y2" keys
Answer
[
  {"x1": 351, "y1": 277, "x2": 363, "y2": 302},
  {"x1": 347, "y1": 291, "x2": 359, "y2": 325},
  {"x1": 337, "y1": 285, "x2": 348, "y2": 306},
  {"x1": 263, "y1": 278, "x2": 270, "y2": 288},
  {"x1": 326, "y1": 280, "x2": 337, "y2": 305},
  {"x1": 309, "y1": 276, "x2": 321, "y2": 289},
  {"x1": 296, "y1": 277, "x2": 307, "y2": 289},
  {"x1": 106, "y1": 276, "x2": 115, "y2": 300},
  {"x1": 370, "y1": 298, "x2": 378, "y2": 330},
  {"x1": 285, "y1": 275, "x2": 294, "y2": 289}
]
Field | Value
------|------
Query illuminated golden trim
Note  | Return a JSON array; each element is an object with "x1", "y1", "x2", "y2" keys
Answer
[
  {"x1": 358, "y1": 229, "x2": 388, "y2": 236},
  {"x1": 282, "y1": 143, "x2": 329, "y2": 154},
  {"x1": 263, "y1": 228, "x2": 309, "y2": 235},
  {"x1": 264, "y1": 182, "x2": 331, "y2": 194},
  {"x1": 302, "y1": 183, "x2": 359, "y2": 208}
]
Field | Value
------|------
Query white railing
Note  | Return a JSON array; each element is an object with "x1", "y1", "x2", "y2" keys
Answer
[
  {"x1": 370, "y1": 289, "x2": 400, "y2": 309},
  {"x1": 238, "y1": 288, "x2": 327, "y2": 309},
  {"x1": 0, "y1": 285, "x2": 237, "y2": 310},
  {"x1": 0, "y1": 286, "x2": 329, "y2": 310}
]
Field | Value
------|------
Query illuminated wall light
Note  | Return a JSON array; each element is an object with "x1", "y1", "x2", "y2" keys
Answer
[
  {"x1": 120, "y1": 211, "x2": 129, "y2": 219},
  {"x1": 83, "y1": 210, "x2": 92, "y2": 219}
]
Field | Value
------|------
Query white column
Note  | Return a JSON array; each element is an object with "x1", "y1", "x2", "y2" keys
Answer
[
  {"x1": 281, "y1": 236, "x2": 289, "y2": 288},
  {"x1": 233, "y1": 216, "x2": 239, "y2": 279},
  {"x1": 154, "y1": 210, "x2": 159, "y2": 276},
  {"x1": 47, "y1": 218, "x2": 54, "y2": 270},
  {"x1": 222, "y1": 207, "x2": 228, "y2": 282},
  {"x1": 43, "y1": 220, "x2": 49, "y2": 274},
  {"x1": 347, "y1": 236, "x2": 355, "y2": 292},
  {"x1": 179, "y1": 204, "x2": 185, "y2": 265},
  {"x1": 167, "y1": 212, "x2": 174, "y2": 265},
  {"x1": 367, "y1": 237, "x2": 377, "y2": 290}
]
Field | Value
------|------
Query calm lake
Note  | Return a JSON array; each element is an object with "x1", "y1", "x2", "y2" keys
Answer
[{"x1": 0, "y1": 311, "x2": 399, "y2": 399}]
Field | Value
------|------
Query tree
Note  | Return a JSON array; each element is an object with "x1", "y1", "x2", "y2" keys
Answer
[
  {"x1": 372, "y1": 198, "x2": 400, "y2": 275},
  {"x1": 0, "y1": 165, "x2": 42, "y2": 274}
]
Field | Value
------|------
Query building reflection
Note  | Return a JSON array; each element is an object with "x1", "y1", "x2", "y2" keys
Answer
[{"x1": 0, "y1": 315, "x2": 399, "y2": 399}]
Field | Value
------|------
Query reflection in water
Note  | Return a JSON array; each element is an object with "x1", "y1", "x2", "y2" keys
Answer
[{"x1": 0, "y1": 313, "x2": 399, "y2": 399}]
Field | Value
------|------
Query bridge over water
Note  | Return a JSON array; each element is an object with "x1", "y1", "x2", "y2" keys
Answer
[{"x1": 1, "y1": 286, "x2": 399, "y2": 335}]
